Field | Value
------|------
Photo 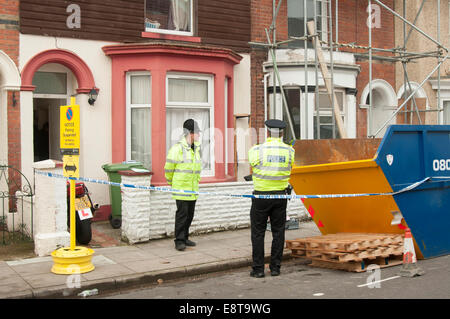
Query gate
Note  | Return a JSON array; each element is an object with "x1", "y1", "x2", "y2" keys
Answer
[{"x1": 0, "y1": 165, "x2": 34, "y2": 245}]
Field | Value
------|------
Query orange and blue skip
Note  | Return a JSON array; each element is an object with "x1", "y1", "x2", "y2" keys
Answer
[{"x1": 290, "y1": 125, "x2": 450, "y2": 259}]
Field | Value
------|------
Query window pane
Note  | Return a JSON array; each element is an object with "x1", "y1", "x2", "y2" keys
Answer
[
  {"x1": 146, "y1": 0, "x2": 191, "y2": 32},
  {"x1": 32, "y1": 72, "x2": 67, "y2": 95},
  {"x1": 444, "y1": 101, "x2": 450, "y2": 125},
  {"x1": 166, "y1": 108, "x2": 211, "y2": 172},
  {"x1": 168, "y1": 78, "x2": 208, "y2": 103},
  {"x1": 319, "y1": 92, "x2": 344, "y2": 111},
  {"x1": 131, "y1": 75, "x2": 151, "y2": 105},
  {"x1": 314, "y1": 116, "x2": 343, "y2": 139},
  {"x1": 283, "y1": 88, "x2": 301, "y2": 143},
  {"x1": 287, "y1": 0, "x2": 321, "y2": 48},
  {"x1": 131, "y1": 107, "x2": 152, "y2": 170}
]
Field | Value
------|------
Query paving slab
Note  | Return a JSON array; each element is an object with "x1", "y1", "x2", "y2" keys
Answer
[
  {"x1": 201, "y1": 247, "x2": 250, "y2": 260},
  {"x1": 122, "y1": 257, "x2": 183, "y2": 273},
  {"x1": 9, "y1": 261, "x2": 54, "y2": 277},
  {"x1": 0, "y1": 276, "x2": 32, "y2": 293},
  {"x1": 163, "y1": 252, "x2": 221, "y2": 268},
  {"x1": 80, "y1": 263, "x2": 134, "y2": 281},
  {"x1": 101, "y1": 250, "x2": 157, "y2": 264},
  {"x1": 22, "y1": 272, "x2": 82, "y2": 289}
]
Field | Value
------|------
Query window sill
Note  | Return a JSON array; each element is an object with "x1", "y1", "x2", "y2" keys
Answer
[{"x1": 141, "y1": 31, "x2": 201, "y2": 43}]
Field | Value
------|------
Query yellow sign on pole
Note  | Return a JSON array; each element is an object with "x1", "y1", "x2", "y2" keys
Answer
[
  {"x1": 60, "y1": 97, "x2": 80, "y2": 155},
  {"x1": 63, "y1": 155, "x2": 79, "y2": 178},
  {"x1": 51, "y1": 96, "x2": 94, "y2": 275}
]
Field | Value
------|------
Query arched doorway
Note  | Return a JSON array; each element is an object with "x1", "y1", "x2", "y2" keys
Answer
[
  {"x1": 31, "y1": 63, "x2": 78, "y2": 162},
  {"x1": 361, "y1": 79, "x2": 397, "y2": 137},
  {"x1": 20, "y1": 49, "x2": 97, "y2": 185},
  {"x1": 397, "y1": 81, "x2": 429, "y2": 124}
]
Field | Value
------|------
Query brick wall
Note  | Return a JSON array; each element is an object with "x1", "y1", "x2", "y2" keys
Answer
[
  {"x1": 336, "y1": 0, "x2": 396, "y2": 137},
  {"x1": 7, "y1": 91, "x2": 20, "y2": 209},
  {"x1": 250, "y1": 0, "x2": 289, "y2": 139},
  {"x1": 0, "y1": 0, "x2": 19, "y2": 64},
  {"x1": 1, "y1": 0, "x2": 21, "y2": 200}
]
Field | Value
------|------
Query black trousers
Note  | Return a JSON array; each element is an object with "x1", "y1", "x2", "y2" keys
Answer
[
  {"x1": 174, "y1": 200, "x2": 196, "y2": 244},
  {"x1": 250, "y1": 191, "x2": 287, "y2": 272}
]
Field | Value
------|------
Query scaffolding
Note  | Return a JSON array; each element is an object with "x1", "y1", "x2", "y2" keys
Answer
[{"x1": 249, "y1": 0, "x2": 447, "y2": 139}]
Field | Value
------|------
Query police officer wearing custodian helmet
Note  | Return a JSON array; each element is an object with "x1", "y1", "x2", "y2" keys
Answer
[
  {"x1": 248, "y1": 119, "x2": 295, "y2": 278},
  {"x1": 165, "y1": 119, "x2": 202, "y2": 251}
]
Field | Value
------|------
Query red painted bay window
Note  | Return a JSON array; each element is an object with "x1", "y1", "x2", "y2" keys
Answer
[{"x1": 103, "y1": 43, "x2": 242, "y2": 185}]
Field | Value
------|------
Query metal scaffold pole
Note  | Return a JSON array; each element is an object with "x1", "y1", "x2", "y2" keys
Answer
[
  {"x1": 248, "y1": 0, "x2": 446, "y2": 141},
  {"x1": 368, "y1": 0, "x2": 373, "y2": 136},
  {"x1": 437, "y1": 0, "x2": 441, "y2": 122}
]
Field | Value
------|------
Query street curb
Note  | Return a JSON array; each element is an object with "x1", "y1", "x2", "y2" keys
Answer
[{"x1": 8, "y1": 253, "x2": 294, "y2": 299}]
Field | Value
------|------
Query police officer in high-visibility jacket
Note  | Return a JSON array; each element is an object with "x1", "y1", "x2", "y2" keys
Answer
[
  {"x1": 165, "y1": 119, "x2": 202, "y2": 251},
  {"x1": 248, "y1": 119, "x2": 295, "y2": 278}
]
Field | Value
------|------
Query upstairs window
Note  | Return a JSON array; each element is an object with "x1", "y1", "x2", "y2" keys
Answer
[
  {"x1": 145, "y1": 0, "x2": 193, "y2": 36},
  {"x1": 287, "y1": 0, "x2": 328, "y2": 49}
]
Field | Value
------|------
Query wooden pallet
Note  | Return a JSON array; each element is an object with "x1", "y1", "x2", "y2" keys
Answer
[
  {"x1": 291, "y1": 244, "x2": 403, "y2": 262},
  {"x1": 286, "y1": 233, "x2": 403, "y2": 253},
  {"x1": 309, "y1": 255, "x2": 403, "y2": 273},
  {"x1": 286, "y1": 233, "x2": 404, "y2": 272}
]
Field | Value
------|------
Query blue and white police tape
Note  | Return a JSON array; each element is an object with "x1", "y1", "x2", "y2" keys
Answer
[{"x1": 34, "y1": 170, "x2": 448, "y2": 200}]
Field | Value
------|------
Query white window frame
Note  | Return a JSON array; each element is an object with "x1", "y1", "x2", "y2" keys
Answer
[
  {"x1": 126, "y1": 71, "x2": 152, "y2": 168},
  {"x1": 272, "y1": 88, "x2": 348, "y2": 140},
  {"x1": 145, "y1": 0, "x2": 194, "y2": 37},
  {"x1": 224, "y1": 77, "x2": 229, "y2": 176},
  {"x1": 311, "y1": 90, "x2": 347, "y2": 139},
  {"x1": 443, "y1": 100, "x2": 450, "y2": 125},
  {"x1": 166, "y1": 72, "x2": 215, "y2": 177}
]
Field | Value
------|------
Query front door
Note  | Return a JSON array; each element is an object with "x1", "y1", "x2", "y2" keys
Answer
[{"x1": 33, "y1": 98, "x2": 65, "y2": 162}]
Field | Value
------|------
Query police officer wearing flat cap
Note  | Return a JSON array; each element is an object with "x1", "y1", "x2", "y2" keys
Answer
[
  {"x1": 248, "y1": 119, "x2": 295, "y2": 277},
  {"x1": 165, "y1": 119, "x2": 202, "y2": 251}
]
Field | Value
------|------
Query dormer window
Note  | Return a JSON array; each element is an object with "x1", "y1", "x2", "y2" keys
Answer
[{"x1": 145, "y1": 0, "x2": 193, "y2": 36}]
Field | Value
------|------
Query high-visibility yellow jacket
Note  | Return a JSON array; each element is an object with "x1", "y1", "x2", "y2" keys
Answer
[
  {"x1": 165, "y1": 137, "x2": 202, "y2": 200},
  {"x1": 248, "y1": 137, "x2": 295, "y2": 191}
]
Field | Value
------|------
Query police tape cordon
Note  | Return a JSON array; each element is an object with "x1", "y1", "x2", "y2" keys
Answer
[{"x1": 35, "y1": 170, "x2": 449, "y2": 200}]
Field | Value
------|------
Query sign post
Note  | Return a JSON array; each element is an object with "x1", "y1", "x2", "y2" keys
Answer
[
  {"x1": 60, "y1": 97, "x2": 80, "y2": 251},
  {"x1": 51, "y1": 96, "x2": 94, "y2": 275}
]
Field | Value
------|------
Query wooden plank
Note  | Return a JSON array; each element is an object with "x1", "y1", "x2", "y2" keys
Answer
[
  {"x1": 307, "y1": 20, "x2": 347, "y2": 138},
  {"x1": 20, "y1": 11, "x2": 143, "y2": 32},
  {"x1": 198, "y1": 0, "x2": 250, "y2": 12},
  {"x1": 199, "y1": 7, "x2": 251, "y2": 19},
  {"x1": 286, "y1": 233, "x2": 403, "y2": 253},
  {"x1": 309, "y1": 255, "x2": 403, "y2": 273},
  {"x1": 200, "y1": 38, "x2": 250, "y2": 52}
]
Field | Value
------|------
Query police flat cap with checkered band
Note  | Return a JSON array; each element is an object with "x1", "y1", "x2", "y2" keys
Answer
[{"x1": 265, "y1": 119, "x2": 286, "y2": 134}]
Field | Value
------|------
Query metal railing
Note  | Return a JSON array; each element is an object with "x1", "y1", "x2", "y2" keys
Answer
[{"x1": 0, "y1": 165, "x2": 34, "y2": 245}]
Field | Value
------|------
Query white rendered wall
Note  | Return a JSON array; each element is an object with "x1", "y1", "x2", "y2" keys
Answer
[
  {"x1": 32, "y1": 160, "x2": 69, "y2": 256},
  {"x1": 147, "y1": 182, "x2": 309, "y2": 241}
]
